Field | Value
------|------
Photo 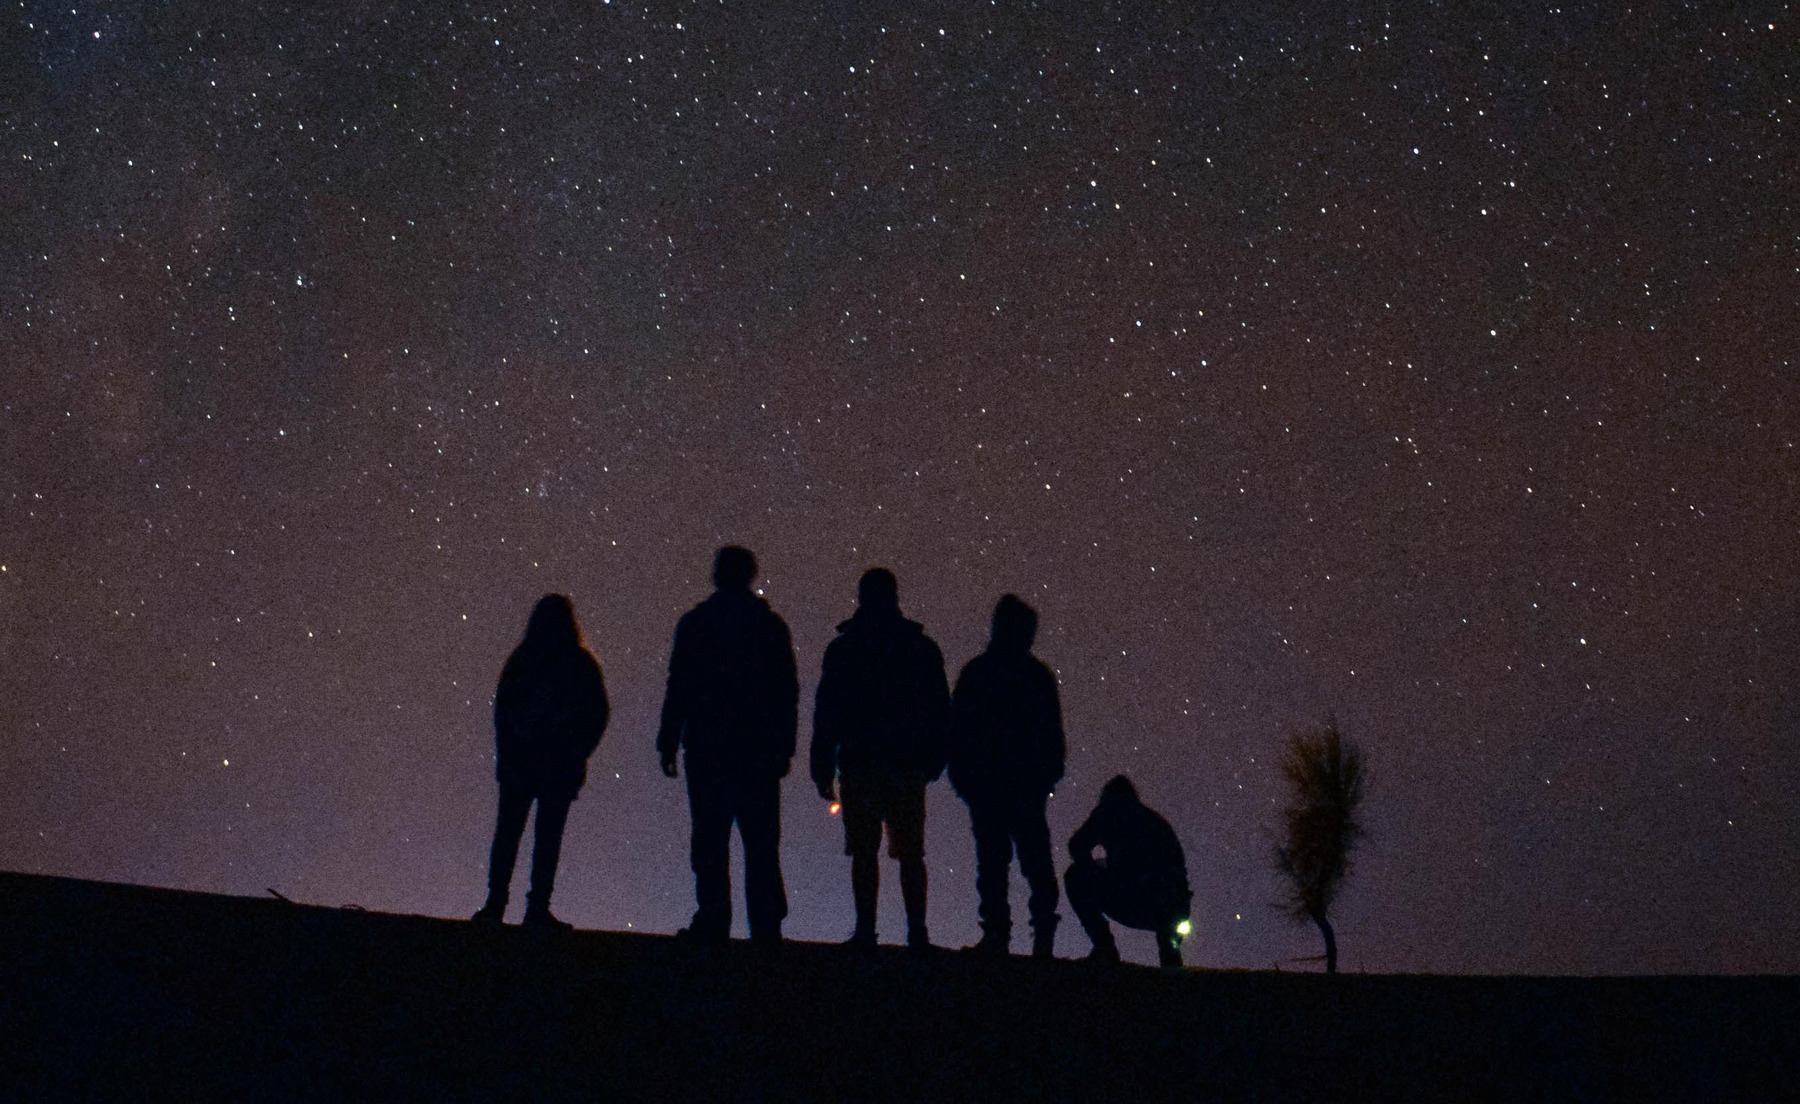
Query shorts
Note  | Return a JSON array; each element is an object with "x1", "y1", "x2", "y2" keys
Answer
[{"x1": 840, "y1": 765, "x2": 926, "y2": 860}]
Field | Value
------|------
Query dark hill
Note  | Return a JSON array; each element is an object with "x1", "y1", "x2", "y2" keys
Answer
[{"x1": 2, "y1": 872, "x2": 1793, "y2": 1101}]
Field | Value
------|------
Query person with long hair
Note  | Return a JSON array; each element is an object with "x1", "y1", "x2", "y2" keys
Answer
[{"x1": 473, "y1": 594, "x2": 610, "y2": 932}]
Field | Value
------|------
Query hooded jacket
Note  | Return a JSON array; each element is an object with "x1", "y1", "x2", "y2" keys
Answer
[
  {"x1": 657, "y1": 587, "x2": 799, "y2": 776},
  {"x1": 810, "y1": 606, "x2": 950, "y2": 787},
  {"x1": 948, "y1": 645, "x2": 1066, "y2": 803},
  {"x1": 1070, "y1": 787, "x2": 1191, "y2": 913}
]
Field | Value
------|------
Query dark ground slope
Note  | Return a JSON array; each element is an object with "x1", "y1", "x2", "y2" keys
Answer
[{"x1": 1, "y1": 873, "x2": 1794, "y2": 1102}]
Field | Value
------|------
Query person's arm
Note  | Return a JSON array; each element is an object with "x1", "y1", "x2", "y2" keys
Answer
[
  {"x1": 809, "y1": 643, "x2": 842, "y2": 800},
  {"x1": 656, "y1": 618, "x2": 690, "y2": 776},
  {"x1": 919, "y1": 640, "x2": 952, "y2": 782},
  {"x1": 1038, "y1": 662, "x2": 1066, "y2": 791},
  {"x1": 1161, "y1": 816, "x2": 1191, "y2": 896},
  {"x1": 1148, "y1": 812, "x2": 1192, "y2": 911},
  {"x1": 1068, "y1": 809, "x2": 1101, "y2": 864},
  {"x1": 946, "y1": 660, "x2": 976, "y2": 796},
  {"x1": 774, "y1": 616, "x2": 799, "y2": 769},
  {"x1": 493, "y1": 653, "x2": 524, "y2": 767},
  {"x1": 579, "y1": 652, "x2": 609, "y2": 759}
]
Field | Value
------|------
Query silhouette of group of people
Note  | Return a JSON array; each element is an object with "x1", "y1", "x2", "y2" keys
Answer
[{"x1": 474, "y1": 546, "x2": 1192, "y2": 967}]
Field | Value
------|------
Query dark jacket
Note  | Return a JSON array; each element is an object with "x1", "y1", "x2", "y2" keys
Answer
[
  {"x1": 1070, "y1": 794, "x2": 1191, "y2": 912},
  {"x1": 657, "y1": 588, "x2": 799, "y2": 776},
  {"x1": 494, "y1": 642, "x2": 609, "y2": 800},
  {"x1": 948, "y1": 647, "x2": 1066, "y2": 803},
  {"x1": 810, "y1": 608, "x2": 950, "y2": 788}
]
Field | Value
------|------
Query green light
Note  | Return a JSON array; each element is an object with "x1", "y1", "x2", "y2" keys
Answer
[{"x1": 1175, "y1": 919, "x2": 1192, "y2": 937}]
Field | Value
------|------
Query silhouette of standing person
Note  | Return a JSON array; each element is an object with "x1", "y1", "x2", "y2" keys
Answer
[
  {"x1": 811, "y1": 568, "x2": 950, "y2": 950},
  {"x1": 474, "y1": 594, "x2": 610, "y2": 932},
  {"x1": 1064, "y1": 775, "x2": 1192, "y2": 967},
  {"x1": 949, "y1": 594, "x2": 1066, "y2": 958},
  {"x1": 658, "y1": 546, "x2": 799, "y2": 946}
]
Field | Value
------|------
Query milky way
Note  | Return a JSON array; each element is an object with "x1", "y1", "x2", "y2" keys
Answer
[{"x1": 3, "y1": 1, "x2": 1796, "y2": 972}]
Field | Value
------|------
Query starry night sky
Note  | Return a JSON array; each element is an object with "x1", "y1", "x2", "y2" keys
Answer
[{"x1": 4, "y1": 1, "x2": 1796, "y2": 973}]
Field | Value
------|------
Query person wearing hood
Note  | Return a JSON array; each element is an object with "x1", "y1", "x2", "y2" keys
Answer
[
  {"x1": 810, "y1": 568, "x2": 951, "y2": 950},
  {"x1": 1065, "y1": 775, "x2": 1193, "y2": 968},
  {"x1": 474, "y1": 593, "x2": 610, "y2": 932},
  {"x1": 658, "y1": 546, "x2": 800, "y2": 946},
  {"x1": 949, "y1": 594, "x2": 1066, "y2": 958}
]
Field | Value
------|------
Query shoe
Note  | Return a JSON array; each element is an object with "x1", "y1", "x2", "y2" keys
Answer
[
  {"x1": 1084, "y1": 943, "x2": 1121, "y2": 967},
  {"x1": 522, "y1": 909, "x2": 573, "y2": 934},
  {"x1": 471, "y1": 902, "x2": 506, "y2": 925},
  {"x1": 676, "y1": 925, "x2": 729, "y2": 945},
  {"x1": 842, "y1": 929, "x2": 877, "y2": 950},
  {"x1": 750, "y1": 929, "x2": 784, "y2": 952},
  {"x1": 907, "y1": 927, "x2": 934, "y2": 953},
  {"x1": 967, "y1": 931, "x2": 1009, "y2": 957},
  {"x1": 1031, "y1": 915, "x2": 1058, "y2": 960}
]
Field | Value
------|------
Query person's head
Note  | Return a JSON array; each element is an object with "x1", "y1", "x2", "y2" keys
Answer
[
  {"x1": 990, "y1": 593, "x2": 1037, "y2": 652},
  {"x1": 713, "y1": 545, "x2": 757, "y2": 590},
  {"x1": 1099, "y1": 774, "x2": 1139, "y2": 809},
  {"x1": 524, "y1": 593, "x2": 581, "y2": 649},
  {"x1": 857, "y1": 567, "x2": 899, "y2": 613}
]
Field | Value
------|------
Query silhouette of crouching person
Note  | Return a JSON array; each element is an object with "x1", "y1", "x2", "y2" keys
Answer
[
  {"x1": 1065, "y1": 776, "x2": 1191, "y2": 968},
  {"x1": 474, "y1": 594, "x2": 609, "y2": 932}
]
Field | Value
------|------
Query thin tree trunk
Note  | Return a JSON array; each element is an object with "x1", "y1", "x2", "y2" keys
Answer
[{"x1": 1312, "y1": 910, "x2": 1337, "y2": 975}]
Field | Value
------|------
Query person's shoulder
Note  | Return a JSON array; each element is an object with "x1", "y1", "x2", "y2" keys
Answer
[
  {"x1": 962, "y1": 648, "x2": 1009, "y2": 680},
  {"x1": 903, "y1": 618, "x2": 942, "y2": 653},
  {"x1": 494, "y1": 655, "x2": 522, "y2": 696},
  {"x1": 499, "y1": 642, "x2": 535, "y2": 674},
  {"x1": 752, "y1": 594, "x2": 788, "y2": 628},
  {"x1": 821, "y1": 625, "x2": 852, "y2": 659},
  {"x1": 747, "y1": 600, "x2": 792, "y2": 651},
  {"x1": 1141, "y1": 803, "x2": 1178, "y2": 836},
  {"x1": 680, "y1": 592, "x2": 731, "y2": 627}
]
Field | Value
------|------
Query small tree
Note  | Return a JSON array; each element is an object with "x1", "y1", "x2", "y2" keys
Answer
[{"x1": 1274, "y1": 721, "x2": 1365, "y2": 974}]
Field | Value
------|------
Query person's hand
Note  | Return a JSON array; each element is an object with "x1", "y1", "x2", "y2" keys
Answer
[
  {"x1": 661, "y1": 751, "x2": 679, "y2": 779},
  {"x1": 817, "y1": 779, "x2": 836, "y2": 803}
]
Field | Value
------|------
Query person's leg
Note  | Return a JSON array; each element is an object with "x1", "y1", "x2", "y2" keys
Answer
[
  {"x1": 479, "y1": 784, "x2": 533, "y2": 918},
  {"x1": 525, "y1": 793, "x2": 573, "y2": 920},
  {"x1": 736, "y1": 775, "x2": 788, "y2": 943},
  {"x1": 1099, "y1": 881, "x2": 1186, "y2": 965},
  {"x1": 849, "y1": 851, "x2": 879, "y2": 943},
  {"x1": 1012, "y1": 793, "x2": 1059, "y2": 958},
  {"x1": 899, "y1": 855, "x2": 929, "y2": 947},
  {"x1": 840, "y1": 771, "x2": 881, "y2": 944},
  {"x1": 686, "y1": 767, "x2": 733, "y2": 939},
  {"x1": 1063, "y1": 858, "x2": 1117, "y2": 962},
  {"x1": 887, "y1": 779, "x2": 930, "y2": 948},
  {"x1": 968, "y1": 801, "x2": 1013, "y2": 950}
]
